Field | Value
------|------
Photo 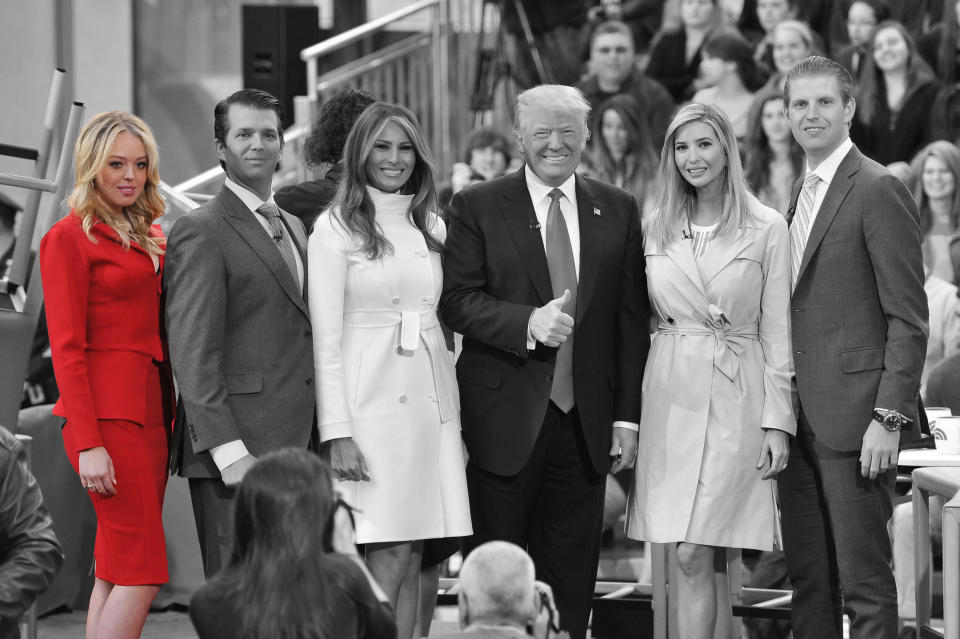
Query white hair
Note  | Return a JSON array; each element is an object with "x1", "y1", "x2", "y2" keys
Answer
[
  {"x1": 459, "y1": 541, "x2": 538, "y2": 627},
  {"x1": 514, "y1": 84, "x2": 591, "y2": 136}
]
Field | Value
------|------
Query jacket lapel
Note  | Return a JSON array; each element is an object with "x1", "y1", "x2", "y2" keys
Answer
[
  {"x1": 697, "y1": 226, "x2": 755, "y2": 285},
  {"x1": 574, "y1": 176, "x2": 604, "y2": 322},
  {"x1": 217, "y1": 188, "x2": 310, "y2": 318},
  {"x1": 502, "y1": 171, "x2": 553, "y2": 305},
  {"x1": 663, "y1": 233, "x2": 708, "y2": 301},
  {"x1": 795, "y1": 147, "x2": 858, "y2": 287}
]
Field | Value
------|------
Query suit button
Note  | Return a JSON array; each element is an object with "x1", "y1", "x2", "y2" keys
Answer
[
  {"x1": 545, "y1": 373, "x2": 553, "y2": 382},
  {"x1": 304, "y1": 329, "x2": 312, "y2": 337},
  {"x1": 794, "y1": 351, "x2": 803, "y2": 356},
  {"x1": 399, "y1": 394, "x2": 407, "y2": 403},
  {"x1": 306, "y1": 377, "x2": 314, "y2": 386},
  {"x1": 392, "y1": 297, "x2": 401, "y2": 305}
]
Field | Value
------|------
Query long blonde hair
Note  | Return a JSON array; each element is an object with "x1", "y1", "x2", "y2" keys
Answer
[
  {"x1": 647, "y1": 103, "x2": 756, "y2": 250},
  {"x1": 67, "y1": 111, "x2": 165, "y2": 256}
]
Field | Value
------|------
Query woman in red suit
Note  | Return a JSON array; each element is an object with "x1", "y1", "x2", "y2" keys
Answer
[{"x1": 40, "y1": 111, "x2": 173, "y2": 639}]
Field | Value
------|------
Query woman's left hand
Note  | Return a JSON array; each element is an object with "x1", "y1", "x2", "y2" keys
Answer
[{"x1": 756, "y1": 428, "x2": 790, "y2": 480}]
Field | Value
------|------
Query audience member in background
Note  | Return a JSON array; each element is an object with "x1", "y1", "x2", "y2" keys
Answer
[
  {"x1": 275, "y1": 88, "x2": 377, "y2": 232},
  {"x1": 40, "y1": 111, "x2": 174, "y2": 639},
  {"x1": 751, "y1": 0, "x2": 796, "y2": 69},
  {"x1": 761, "y1": 19, "x2": 817, "y2": 91},
  {"x1": 743, "y1": 86, "x2": 804, "y2": 215},
  {"x1": 692, "y1": 27, "x2": 769, "y2": 140},
  {"x1": 0, "y1": 424, "x2": 62, "y2": 639},
  {"x1": 501, "y1": 0, "x2": 588, "y2": 87},
  {"x1": 827, "y1": 0, "x2": 927, "y2": 57},
  {"x1": 852, "y1": 21, "x2": 941, "y2": 166},
  {"x1": 910, "y1": 140, "x2": 960, "y2": 284},
  {"x1": 442, "y1": 126, "x2": 513, "y2": 208},
  {"x1": 576, "y1": 20, "x2": 676, "y2": 150},
  {"x1": 647, "y1": 0, "x2": 722, "y2": 102},
  {"x1": 582, "y1": 94, "x2": 661, "y2": 217},
  {"x1": 627, "y1": 103, "x2": 794, "y2": 639},
  {"x1": 310, "y1": 102, "x2": 472, "y2": 639},
  {"x1": 189, "y1": 448, "x2": 396, "y2": 639},
  {"x1": 834, "y1": 0, "x2": 890, "y2": 80},
  {"x1": 918, "y1": 0, "x2": 960, "y2": 84},
  {"x1": 436, "y1": 541, "x2": 569, "y2": 639}
]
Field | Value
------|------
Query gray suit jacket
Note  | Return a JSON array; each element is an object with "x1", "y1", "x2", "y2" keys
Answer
[
  {"x1": 787, "y1": 144, "x2": 928, "y2": 450},
  {"x1": 164, "y1": 186, "x2": 316, "y2": 478}
]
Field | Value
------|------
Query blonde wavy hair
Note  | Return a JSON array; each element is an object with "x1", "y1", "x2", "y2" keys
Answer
[{"x1": 67, "y1": 111, "x2": 165, "y2": 256}]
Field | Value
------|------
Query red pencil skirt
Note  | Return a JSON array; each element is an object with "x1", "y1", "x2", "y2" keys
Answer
[{"x1": 63, "y1": 365, "x2": 170, "y2": 585}]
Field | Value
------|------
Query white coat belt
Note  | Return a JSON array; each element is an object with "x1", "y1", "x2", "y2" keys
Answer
[
  {"x1": 343, "y1": 309, "x2": 457, "y2": 422},
  {"x1": 657, "y1": 322, "x2": 759, "y2": 383}
]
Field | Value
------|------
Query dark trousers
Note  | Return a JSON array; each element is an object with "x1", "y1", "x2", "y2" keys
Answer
[
  {"x1": 187, "y1": 477, "x2": 236, "y2": 579},
  {"x1": 464, "y1": 403, "x2": 606, "y2": 639},
  {"x1": 777, "y1": 412, "x2": 898, "y2": 638}
]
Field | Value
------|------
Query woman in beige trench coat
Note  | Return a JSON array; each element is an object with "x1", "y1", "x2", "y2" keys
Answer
[{"x1": 626, "y1": 104, "x2": 796, "y2": 638}]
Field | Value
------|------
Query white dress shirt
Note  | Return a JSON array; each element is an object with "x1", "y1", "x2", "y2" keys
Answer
[{"x1": 799, "y1": 136, "x2": 854, "y2": 245}]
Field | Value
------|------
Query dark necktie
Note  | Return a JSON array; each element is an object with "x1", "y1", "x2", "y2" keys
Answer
[
  {"x1": 545, "y1": 188, "x2": 577, "y2": 413},
  {"x1": 256, "y1": 202, "x2": 300, "y2": 288}
]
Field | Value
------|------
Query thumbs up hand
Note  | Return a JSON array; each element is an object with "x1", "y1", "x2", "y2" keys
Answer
[{"x1": 530, "y1": 290, "x2": 574, "y2": 347}]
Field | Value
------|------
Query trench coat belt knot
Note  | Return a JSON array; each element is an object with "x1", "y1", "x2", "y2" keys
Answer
[
  {"x1": 657, "y1": 322, "x2": 760, "y2": 383},
  {"x1": 343, "y1": 309, "x2": 458, "y2": 422}
]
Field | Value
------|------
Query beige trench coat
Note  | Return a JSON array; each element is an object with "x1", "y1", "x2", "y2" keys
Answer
[{"x1": 626, "y1": 197, "x2": 796, "y2": 550}]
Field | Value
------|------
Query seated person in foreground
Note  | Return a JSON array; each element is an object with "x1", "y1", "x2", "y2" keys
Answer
[
  {"x1": 436, "y1": 541, "x2": 569, "y2": 639},
  {"x1": 189, "y1": 448, "x2": 395, "y2": 639}
]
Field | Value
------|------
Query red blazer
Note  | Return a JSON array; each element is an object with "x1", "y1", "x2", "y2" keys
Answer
[{"x1": 39, "y1": 212, "x2": 172, "y2": 453}]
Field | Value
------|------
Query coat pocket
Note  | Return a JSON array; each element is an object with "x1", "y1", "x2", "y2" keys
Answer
[
  {"x1": 225, "y1": 372, "x2": 263, "y2": 394},
  {"x1": 458, "y1": 363, "x2": 502, "y2": 389},
  {"x1": 840, "y1": 346, "x2": 885, "y2": 373}
]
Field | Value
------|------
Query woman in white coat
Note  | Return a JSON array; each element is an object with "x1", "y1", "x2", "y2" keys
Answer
[
  {"x1": 308, "y1": 102, "x2": 472, "y2": 639},
  {"x1": 626, "y1": 103, "x2": 795, "y2": 639}
]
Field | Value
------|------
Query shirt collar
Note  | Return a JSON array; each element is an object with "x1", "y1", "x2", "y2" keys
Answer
[
  {"x1": 524, "y1": 165, "x2": 577, "y2": 206},
  {"x1": 807, "y1": 137, "x2": 853, "y2": 186},
  {"x1": 224, "y1": 176, "x2": 276, "y2": 213}
]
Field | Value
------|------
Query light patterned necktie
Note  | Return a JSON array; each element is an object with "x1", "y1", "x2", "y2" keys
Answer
[
  {"x1": 789, "y1": 172, "x2": 821, "y2": 290},
  {"x1": 545, "y1": 188, "x2": 578, "y2": 413},
  {"x1": 256, "y1": 202, "x2": 300, "y2": 288}
]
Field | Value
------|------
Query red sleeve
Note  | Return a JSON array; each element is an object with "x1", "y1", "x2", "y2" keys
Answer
[{"x1": 39, "y1": 222, "x2": 102, "y2": 451}]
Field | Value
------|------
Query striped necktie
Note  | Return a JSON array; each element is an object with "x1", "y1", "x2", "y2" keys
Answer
[
  {"x1": 545, "y1": 188, "x2": 577, "y2": 413},
  {"x1": 256, "y1": 202, "x2": 300, "y2": 288},
  {"x1": 789, "y1": 172, "x2": 821, "y2": 290}
]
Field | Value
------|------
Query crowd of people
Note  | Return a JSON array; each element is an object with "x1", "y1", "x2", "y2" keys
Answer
[{"x1": 11, "y1": 1, "x2": 960, "y2": 638}]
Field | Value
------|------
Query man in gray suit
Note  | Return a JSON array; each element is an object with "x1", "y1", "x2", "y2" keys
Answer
[
  {"x1": 778, "y1": 56, "x2": 928, "y2": 638},
  {"x1": 164, "y1": 89, "x2": 315, "y2": 577}
]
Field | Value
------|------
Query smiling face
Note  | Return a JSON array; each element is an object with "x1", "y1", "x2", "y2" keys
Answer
[
  {"x1": 215, "y1": 103, "x2": 283, "y2": 198},
  {"x1": 591, "y1": 31, "x2": 635, "y2": 88},
  {"x1": 872, "y1": 26, "x2": 910, "y2": 73},
  {"x1": 786, "y1": 74, "x2": 855, "y2": 167},
  {"x1": 364, "y1": 121, "x2": 416, "y2": 193},
  {"x1": 96, "y1": 131, "x2": 148, "y2": 217},
  {"x1": 699, "y1": 50, "x2": 732, "y2": 85},
  {"x1": 757, "y1": 0, "x2": 792, "y2": 33},
  {"x1": 773, "y1": 25, "x2": 811, "y2": 73},
  {"x1": 761, "y1": 97, "x2": 792, "y2": 144},
  {"x1": 601, "y1": 109, "x2": 629, "y2": 160},
  {"x1": 847, "y1": 2, "x2": 878, "y2": 47},
  {"x1": 516, "y1": 108, "x2": 586, "y2": 187},
  {"x1": 922, "y1": 155, "x2": 956, "y2": 200},
  {"x1": 673, "y1": 120, "x2": 727, "y2": 193}
]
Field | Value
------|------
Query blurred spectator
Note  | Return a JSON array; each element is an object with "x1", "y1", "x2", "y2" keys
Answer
[
  {"x1": 692, "y1": 27, "x2": 768, "y2": 139},
  {"x1": 581, "y1": 94, "x2": 661, "y2": 216},
  {"x1": 647, "y1": 0, "x2": 723, "y2": 102},
  {"x1": 910, "y1": 140, "x2": 960, "y2": 284},
  {"x1": 500, "y1": 0, "x2": 589, "y2": 86},
  {"x1": 581, "y1": 0, "x2": 667, "y2": 57},
  {"x1": 576, "y1": 20, "x2": 676, "y2": 150},
  {"x1": 919, "y1": 0, "x2": 960, "y2": 83},
  {"x1": 834, "y1": 0, "x2": 891, "y2": 80},
  {"x1": 743, "y1": 86, "x2": 804, "y2": 215},
  {"x1": 190, "y1": 448, "x2": 395, "y2": 639},
  {"x1": 760, "y1": 19, "x2": 818, "y2": 91},
  {"x1": 0, "y1": 424, "x2": 62, "y2": 638},
  {"x1": 852, "y1": 21, "x2": 941, "y2": 166},
  {"x1": 275, "y1": 88, "x2": 377, "y2": 232},
  {"x1": 441, "y1": 126, "x2": 514, "y2": 209},
  {"x1": 828, "y1": 0, "x2": 928, "y2": 57},
  {"x1": 751, "y1": 0, "x2": 796, "y2": 70}
]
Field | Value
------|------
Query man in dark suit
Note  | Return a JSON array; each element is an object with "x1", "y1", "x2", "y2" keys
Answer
[
  {"x1": 779, "y1": 56, "x2": 928, "y2": 638},
  {"x1": 439, "y1": 84, "x2": 649, "y2": 639},
  {"x1": 164, "y1": 89, "x2": 315, "y2": 578}
]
